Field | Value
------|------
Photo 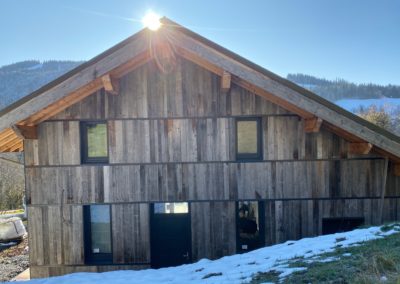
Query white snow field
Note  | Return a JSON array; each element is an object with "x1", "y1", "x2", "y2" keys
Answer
[
  {"x1": 336, "y1": 98, "x2": 400, "y2": 112},
  {"x1": 22, "y1": 224, "x2": 400, "y2": 284}
]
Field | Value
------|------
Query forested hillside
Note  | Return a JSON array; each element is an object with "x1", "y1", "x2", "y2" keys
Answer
[
  {"x1": 0, "y1": 60, "x2": 82, "y2": 110},
  {"x1": 287, "y1": 73, "x2": 400, "y2": 102}
]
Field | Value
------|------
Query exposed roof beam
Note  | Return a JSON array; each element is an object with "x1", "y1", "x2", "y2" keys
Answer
[
  {"x1": 304, "y1": 117, "x2": 323, "y2": 133},
  {"x1": 101, "y1": 74, "x2": 119, "y2": 95},
  {"x1": 0, "y1": 30, "x2": 149, "y2": 132},
  {"x1": 0, "y1": 131, "x2": 20, "y2": 146},
  {"x1": 221, "y1": 71, "x2": 231, "y2": 92},
  {"x1": 348, "y1": 142, "x2": 373, "y2": 155},
  {"x1": 167, "y1": 27, "x2": 400, "y2": 158},
  {"x1": 8, "y1": 141, "x2": 23, "y2": 152},
  {"x1": 0, "y1": 137, "x2": 21, "y2": 152},
  {"x1": 0, "y1": 129, "x2": 16, "y2": 143},
  {"x1": 18, "y1": 52, "x2": 151, "y2": 126},
  {"x1": 176, "y1": 47, "x2": 313, "y2": 118},
  {"x1": 12, "y1": 125, "x2": 38, "y2": 139}
]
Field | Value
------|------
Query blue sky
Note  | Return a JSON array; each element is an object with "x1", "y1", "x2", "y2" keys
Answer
[{"x1": 1, "y1": 0, "x2": 399, "y2": 85}]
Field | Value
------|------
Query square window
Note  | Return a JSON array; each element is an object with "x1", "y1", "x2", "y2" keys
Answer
[
  {"x1": 236, "y1": 118, "x2": 262, "y2": 160},
  {"x1": 81, "y1": 122, "x2": 108, "y2": 164}
]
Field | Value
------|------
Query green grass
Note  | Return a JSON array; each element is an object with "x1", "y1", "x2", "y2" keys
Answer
[
  {"x1": 0, "y1": 209, "x2": 24, "y2": 215},
  {"x1": 250, "y1": 228, "x2": 400, "y2": 284}
]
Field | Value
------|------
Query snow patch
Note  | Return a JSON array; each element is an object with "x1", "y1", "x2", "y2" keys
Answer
[
  {"x1": 24, "y1": 224, "x2": 400, "y2": 284},
  {"x1": 335, "y1": 98, "x2": 400, "y2": 112}
]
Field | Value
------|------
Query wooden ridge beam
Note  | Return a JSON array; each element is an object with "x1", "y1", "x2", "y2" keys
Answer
[
  {"x1": 102, "y1": 74, "x2": 119, "y2": 95},
  {"x1": 221, "y1": 71, "x2": 231, "y2": 92},
  {"x1": 304, "y1": 117, "x2": 323, "y2": 133},
  {"x1": 12, "y1": 125, "x2": 38, "y2": 139},
  {"x1": 348, "y1": 142, "x2": 373, "y2": 155}
]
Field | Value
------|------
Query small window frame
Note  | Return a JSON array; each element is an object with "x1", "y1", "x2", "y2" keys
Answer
[
  {"x1": 83, "y1": 205, "x2": 113, "y2": 264},
  {"x1": 80, "y1": 121, "x2": 109, "y2": 164},
  {"x1": 235, "y1": 117, "x2": 263, "y2": 161}
]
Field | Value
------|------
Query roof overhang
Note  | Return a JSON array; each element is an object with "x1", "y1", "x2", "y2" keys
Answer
[{"x1": 0, "y1": 18, "x2": 399, "y2": 165}]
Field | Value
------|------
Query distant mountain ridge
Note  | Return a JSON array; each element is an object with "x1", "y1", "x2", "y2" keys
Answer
[
  {"x1": 0, "y1": 60, "x2": 83, "y2": 110},
  {"x1": 1, "y1": 61, "x2": 400, "y2": 111},
  {"x1": 287, "y1": 73, "x2": 400, "y2": 102}
]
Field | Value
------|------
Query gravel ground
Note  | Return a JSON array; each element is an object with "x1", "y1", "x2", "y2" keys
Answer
[{"x1": 0, "y1": 237, "x2": 29, "y2": 282}]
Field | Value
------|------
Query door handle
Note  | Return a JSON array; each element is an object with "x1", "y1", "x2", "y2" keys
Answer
[{"x1": 183, "y1": 252, "x2": 189, "y2": 259}]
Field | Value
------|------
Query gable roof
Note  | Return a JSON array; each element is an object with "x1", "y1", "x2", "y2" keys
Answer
[{"x1": 0, "y1": 18, "x2": 399, "y2": 162}]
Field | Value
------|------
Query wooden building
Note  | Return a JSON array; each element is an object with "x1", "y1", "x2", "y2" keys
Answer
[{"x1": 0, "y1": 18, "x2": 399, "y2": 278}]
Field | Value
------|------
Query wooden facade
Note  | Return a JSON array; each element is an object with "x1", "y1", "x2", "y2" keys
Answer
[
  {"x1": 0, "y1": 19, "x2": 399, "y2": 278},
  {"x1": 21, "y1": 58, "x2": 400, "y2": 278}
]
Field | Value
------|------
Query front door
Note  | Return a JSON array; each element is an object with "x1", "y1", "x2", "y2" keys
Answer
[{"x1": 150, "y1": 202, "x2": 191, "y2": 268}]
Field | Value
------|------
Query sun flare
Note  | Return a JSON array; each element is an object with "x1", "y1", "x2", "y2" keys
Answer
[{"x1": 142, "y1": 11, "x2": 161, "y2": 31}]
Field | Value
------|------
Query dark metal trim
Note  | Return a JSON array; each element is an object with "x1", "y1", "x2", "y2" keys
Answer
[
  {"x1": 26, "y1": 195, "x2": 400, "y2": 208},
  {"x1": 24, "y1": 156, "x2": 386, "y2": 169},
  {"x1": 43, "y1": 114, "x2": 298, "y2": 123}
]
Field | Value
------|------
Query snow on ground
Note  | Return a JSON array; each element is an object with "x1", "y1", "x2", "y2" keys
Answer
[
  {"x1": 21, "y1": 225, "x2": 400, "y2": 284},
  {"x1": 336, "y1": 98, "x2": 400, "y2": 112}
]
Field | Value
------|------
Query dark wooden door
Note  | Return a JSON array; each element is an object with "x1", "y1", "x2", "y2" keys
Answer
[{"x1": 150, "y1": 203, "x2": 191, "y2": 268}]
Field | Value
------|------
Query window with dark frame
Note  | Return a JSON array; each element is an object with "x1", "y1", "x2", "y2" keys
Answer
[
  {"x1": 83, "y1": 205, "x2": 112, "y2": 264},
  {"x1": 81, "y1": 121, "x2": 108, "y2": 164},
  {"x1": 236, "y1": 201, "x2": 265, "y2": 253},
  {"x1": 236, "y1": 117, "x2": 262, "y2": 161}
]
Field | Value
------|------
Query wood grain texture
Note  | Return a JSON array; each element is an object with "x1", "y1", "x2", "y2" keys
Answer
[
  {"x1": 191, "y1": 201, "x2": 236, "y2": 261},
  {"x1": 112, "y1": 203, "x2": 150, "y2": 263},
  {"x1": 26, "y1": 159, "x2": 388, "y2": 205},
  {"x1": 28, "y1": 205, "x2": 84, "y2": 267}
]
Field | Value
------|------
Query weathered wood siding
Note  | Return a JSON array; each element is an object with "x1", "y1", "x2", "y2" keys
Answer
[
  {"x1": 26, "y1": 57, "x2": 400, "y2": 278},
  {"x1": 25, "y1": 159, "x2": 387, "y2": 205}
]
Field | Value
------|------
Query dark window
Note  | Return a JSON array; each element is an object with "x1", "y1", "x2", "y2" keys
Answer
[
  {"x1": 81, "y1": 122, "x2": 108, "y2": 164},
  {"x1": 84, "y1": 205, "x2": 112, "y2": 264},
  {"x1": 237, "y1": 201, "x2": 265, "y2": 253},
  {"x1": 322, "y1": 217, "x2": 365, "y2": 235},
  {"x1": 236, "y1": 118, "x2": 262, "y2": 161}
]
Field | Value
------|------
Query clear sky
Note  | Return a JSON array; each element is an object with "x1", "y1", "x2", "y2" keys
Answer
[{"x1": 1, "y1": 0, "x2": 399, "y2": 85}]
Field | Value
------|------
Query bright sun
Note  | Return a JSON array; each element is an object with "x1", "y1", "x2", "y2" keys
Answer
[{"x1": 142, "y1": 11, "x2": 161, "y2": 31}]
